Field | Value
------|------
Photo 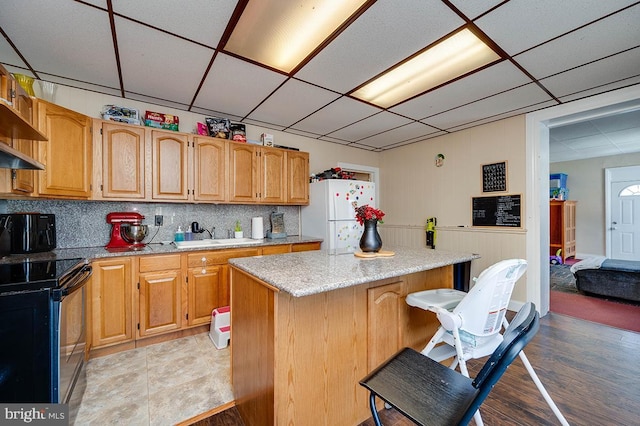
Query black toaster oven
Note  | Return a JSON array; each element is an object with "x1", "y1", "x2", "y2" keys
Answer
[{"x1": 0, "y1": 213, "x2": 56, "y2": 255}]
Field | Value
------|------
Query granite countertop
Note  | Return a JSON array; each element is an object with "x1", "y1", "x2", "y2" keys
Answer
[
  {"x1": 0, "y1": 236, "x2": 323, "y2": 264},
  {"x1": 229, "y1": 246, "x2": 480, "y2": 297}
]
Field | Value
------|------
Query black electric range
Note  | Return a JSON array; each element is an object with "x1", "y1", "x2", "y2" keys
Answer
[{"x1": 0, "y1": 258, "x2": 86, "y2": 295}]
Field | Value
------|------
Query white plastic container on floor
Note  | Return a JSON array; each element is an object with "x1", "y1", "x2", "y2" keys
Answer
[{"x1": 209, "y1": 306, "x2": 231, "y2": 349}]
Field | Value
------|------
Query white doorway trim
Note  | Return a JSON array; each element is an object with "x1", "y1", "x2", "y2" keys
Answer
[{"x1": 525, "y1": 84, "x2": 640, "y2": 316}]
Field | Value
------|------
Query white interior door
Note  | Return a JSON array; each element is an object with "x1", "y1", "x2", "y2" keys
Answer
[{"x1": 610, "y1": 180, "x2": 640, "y2": 260}]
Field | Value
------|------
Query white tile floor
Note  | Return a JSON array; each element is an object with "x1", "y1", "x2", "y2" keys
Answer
[{"x1": 74, "y1": 333, "x2": 232, "y2": 425}]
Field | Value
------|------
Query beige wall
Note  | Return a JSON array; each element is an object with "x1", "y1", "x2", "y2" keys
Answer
[
  {"x1": 550, "y1": 152, "x2": 640, "y2": 257},
  {"x1": 379, "y1": 116, "x2": 529, "y2": 302}
]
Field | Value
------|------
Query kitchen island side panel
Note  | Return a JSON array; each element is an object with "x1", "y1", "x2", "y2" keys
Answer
[{"x1": 230, "y1": 264, "x2": 454, "y2": 425}]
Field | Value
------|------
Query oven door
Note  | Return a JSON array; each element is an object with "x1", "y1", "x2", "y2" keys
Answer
[{"x1": 51, "y1": 261, "x2": 92, "y2": 411}]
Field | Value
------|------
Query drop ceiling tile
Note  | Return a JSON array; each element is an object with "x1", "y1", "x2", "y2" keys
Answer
[
  {"x1": 116, "y1": 17, "x2": 213, "y2": 106},
  {"x1": 291, "y1": 97, "x2": 379, "y2": 135},
  {"x1": 550, "y1": 121, "x2": 601, "y2": 141},
  {"x1": 390, "y1": 61, "x2": 530, "y2": 120},
  {"x1": 0, "y1": 38, "x2": 28, "y2": 71},
  {"x1": 318, "y1": 135, "x2": 351, "y2": 145},
  {"x1": 617, "y1": 140, "x2": 640, "y2": 153},
  {"x1": 561, "y1": 134, "x2": 616, "y2": 150},
  {"x1": 475, "y1": 0, "x2": 638, "y2": 55},
  {"x1": 446, "y1": 100, "x2": 558, "y2": 133},
  {"x1": 189, "y1": 106, "x2": 243, "y2": 122},
  {"x1": 557, "y1": 76, "x2": 640, "y2": 103},
  {"x1": 541, "y1": 48, "x2": 640, "y2": 98},
  {"x1": 247, "y1": 79, "x2": 341, "y2": 128},
  {"x1": 241, "y1": 118, "x2": 287, "y2": 131},
  {"x1": 422, "y1": 83, "x2": 553, "y2": 130},
  {"x1": 123, "y1": 92, "x2": 190, "y2": 112},
  {"x1": 194, "y1": 53, "x2": 287, "y2": 118},
  {"x1": 327, "y1": 112, "x2": 413, "y2": 141},
  {"x1": 591, "y1": 109, "x2": 640, "y2": 132},
  {"x1": 448, "y1": 0, "x2": 504, "y2": 20},
  {"x1": 0, "y1": 1, "x2": 119, "y2": 87},
  {"x1": 605, "y1": 127, "x2": 640, "y2": 144},
  {"x1": 286, "y1": 128, "x2": 323, "y2": 139},
  {"x1": 38, "y1": 74, "x2": 122, "y2": 98},
  {"x1": 515, "y1": 5, "x2": 640, "y2": 79},
  {"x1": 112, "y1": 0, "x2": 235, "y2": 47},
  {"x1": 351, "y1": 121, "x2": 441, "y2": 149},
  {"x1": 295, "y1": 0, "x2": 464, "y2": 93}
]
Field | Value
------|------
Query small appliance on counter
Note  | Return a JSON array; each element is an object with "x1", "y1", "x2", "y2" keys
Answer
[
  {"x1": 0, "y1": 213, "x2": 56, "y2": 256},
  {"x1": 105, "y1": 212, "x2": 148, "y2": 250},
  {"x1": 426, "y1": 217, "x2": 437, "y2": 249}
]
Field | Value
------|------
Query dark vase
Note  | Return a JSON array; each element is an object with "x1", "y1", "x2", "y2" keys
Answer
[{"x1": 359, "y1": 219, "x2": 382, "y2": 252}]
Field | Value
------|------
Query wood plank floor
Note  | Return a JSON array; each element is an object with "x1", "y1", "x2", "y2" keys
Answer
[{"x1": 193, "y1": 312, "x2": 640, "y2": 426}]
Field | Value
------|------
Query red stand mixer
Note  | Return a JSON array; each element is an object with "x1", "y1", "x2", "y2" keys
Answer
[{"x1": 106, "y1": 212, "x2": 148, "y2": 249}]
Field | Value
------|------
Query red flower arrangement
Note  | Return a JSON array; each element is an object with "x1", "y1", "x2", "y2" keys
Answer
[{"x1": 355, "y1": 204, "x2": 385, "y2": 225}]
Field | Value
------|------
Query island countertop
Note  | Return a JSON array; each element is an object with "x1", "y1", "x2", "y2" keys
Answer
[{"x1": 229, "y1": 246, "x2": 479, "y2": 297}]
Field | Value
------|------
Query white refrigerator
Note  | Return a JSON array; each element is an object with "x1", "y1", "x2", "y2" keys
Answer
[{"x1": 301, "y1": 180, "x2": 376, "y2": 253}]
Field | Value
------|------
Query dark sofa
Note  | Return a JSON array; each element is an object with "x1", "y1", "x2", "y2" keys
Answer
[{"x1": 573, "y1": 259, "x2": 640, "y2": 302}]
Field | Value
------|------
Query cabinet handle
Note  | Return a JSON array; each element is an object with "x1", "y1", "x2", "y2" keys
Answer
[{"x1": 201, "y1": 257, "x2": 207, "y2": 274}]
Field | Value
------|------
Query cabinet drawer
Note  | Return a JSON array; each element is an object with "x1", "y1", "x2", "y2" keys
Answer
[
  {"x1": 139, "y1": 254, "x2": 182, "y2": 272},
  {"x1": 261, "y1": 245, "x2": 291, "y2": 255},
  {"x1": 292, "y1": 242, "x2": 321, "y2": 252},
  {"x1": 187, "y1": 248, "x2": 260, "y2": 267}
]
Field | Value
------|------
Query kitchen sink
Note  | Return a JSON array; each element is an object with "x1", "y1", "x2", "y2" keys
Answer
[{"x1": 173, "y1": 238, "x2": 262, "y2": 249}]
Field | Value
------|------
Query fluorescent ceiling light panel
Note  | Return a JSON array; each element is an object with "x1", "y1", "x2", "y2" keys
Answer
[
  {"x1": 352, "y1": 29, "x2": 501, "y2": 108},
  {"x1": 225, "y1": 0, "x2": 367, "y2": 73}
]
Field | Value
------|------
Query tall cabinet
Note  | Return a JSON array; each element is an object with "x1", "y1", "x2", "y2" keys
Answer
[{"x1": 550, "y1": 200, "x2": 577, "y2": 262}]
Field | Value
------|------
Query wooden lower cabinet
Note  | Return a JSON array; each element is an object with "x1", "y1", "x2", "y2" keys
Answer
[
  {"x1": 89, "y1": 243, "x2": 320, "y2": 353},
  {"x1": 90, "y1": 258, "x2": 134, "y2": 348},
  {"x1": 138, "y1": 255, "x2": 182, "y2": 336}
]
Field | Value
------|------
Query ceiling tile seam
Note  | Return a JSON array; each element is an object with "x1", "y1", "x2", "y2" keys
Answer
[
  {"x1": 321, "y1": 110, "x2": 387, "y2": 139},
  {"x1": 240, "y1": 78, "x2": 293, "y2": 122},
  {"x1": 122, "y1": 89, "x2": 191, "y2": 109},
  {"x1": 283, "y1": 96, "x2": 346, "y2": 132},
  {"x1": 348, "y1": 121, "x2": 442, "y2": 145},
  {"x1": 442, "y1": 99, "x2": 554, "y2": 132},
  {"x1": 514, "y1": 1, "x2": 640, "y2": 58},
  {"x1": 0, "y1": 26, "x2": 39, "y2": 79},
  {"x1": 107, "y1": 0, "x2": 125, "y2": 98},
  {"x1": 188, "y1": 50, "x2": 220, "y2": 112},
  {"x1": 467, "y1": 0, "x2": 510, "y2": 22}
]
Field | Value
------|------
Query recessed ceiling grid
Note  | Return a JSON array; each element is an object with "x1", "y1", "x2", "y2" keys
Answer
[{"x1": 0, "y1": 0, "x2": 638, "y2": 153}]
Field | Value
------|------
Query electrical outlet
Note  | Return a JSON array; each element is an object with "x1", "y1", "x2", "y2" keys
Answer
[{"x1": 155, "y1": 215, "x2": 163, "y2": 226}]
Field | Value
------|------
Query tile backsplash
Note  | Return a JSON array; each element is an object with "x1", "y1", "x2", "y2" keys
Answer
[{"x1": 6, "y1": 200, "x2": 300, "y2": 249}]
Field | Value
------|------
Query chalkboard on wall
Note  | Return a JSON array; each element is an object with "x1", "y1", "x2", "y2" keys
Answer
[{"x1": 472, "y1": 194, "x2": 521, "y2": 227}]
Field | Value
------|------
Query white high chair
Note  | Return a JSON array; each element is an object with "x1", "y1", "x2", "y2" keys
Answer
[{"x1": 406, "y1": 259, "x2": 569, "y2": 426}]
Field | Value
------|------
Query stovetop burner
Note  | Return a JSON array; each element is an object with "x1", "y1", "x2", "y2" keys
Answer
[{"x1": 0, "y1": 258, "x2": 83, "y2": 294}]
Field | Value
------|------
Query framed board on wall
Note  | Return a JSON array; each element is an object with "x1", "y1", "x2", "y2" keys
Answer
[
  {"x1": 472, "y1": 194, "x2": 521, "y2": 227},
  {"x1": 482, "y1": 161, "x2": 507, "y2": 192}
]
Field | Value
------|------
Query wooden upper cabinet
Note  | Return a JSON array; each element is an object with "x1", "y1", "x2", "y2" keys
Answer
[
  {"x1": 286, "y1": 150, "x2": 309, "y2": 204},
  {"x1": 36, "y1": 100, "x2": 92, "y2": 198},
  {"x1": 229, "y1": 142, "x2": 258, "y2": 203},
  {"x1": 151, "y1": 130, "x2": 188, "y2": 200},
  {"x1": 99, "y1": 122, "x2": 146, "y2": 199},
  {"x1": 193, "y1": 136, "x2": 227, "y2": 202},
  {"x1": 260, "y1": 147, "x2": 286, "y2": 204}
]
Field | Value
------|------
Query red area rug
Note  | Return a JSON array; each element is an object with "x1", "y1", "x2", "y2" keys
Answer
[{"x1": 550, "y1": 290, "x2": 640, "y2": 333}]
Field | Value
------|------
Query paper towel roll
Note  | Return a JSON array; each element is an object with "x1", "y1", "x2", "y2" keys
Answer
[{"x1": 251, "y1": 217, "x2": 264, "y2": 239}]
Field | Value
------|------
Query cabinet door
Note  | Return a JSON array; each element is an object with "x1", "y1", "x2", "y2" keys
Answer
[
  {"x1": 229, "y1": 142, "x2": 258, "y2": 202},
  {"x1": 367, "y1": 281, "x2": 404, "y2": 371},
  {"x1": 187, "y1": 265, "x2": 222, "y2": 326},
  {"x1": 90, "y1": 258, "x2": 133, "y2": 348},
  {"x1": 260, "y1": 147, "x2": 286, "y2": 203},
  {"x1": 37, "y1": 100, "x2": 92, "y2": 198},
  {"x1": 151, "y1": 130, "x2": 188, "y2": 200},
  {"x1": 101, "y1": 122, "x2": 146, "y2": 199},
  {"x1": 139, "y1": 270, "x2": 182, "y2": 336},
  {"x1": 193, "y1": 136, "x2": 227, "y2": 201},
  {"x1": 286, "y1": 151, "x2": 309, "y2": 204}
]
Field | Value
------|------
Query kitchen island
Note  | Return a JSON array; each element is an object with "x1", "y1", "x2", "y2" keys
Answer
[{"x1": 229, "y1": 247, "x2": 479, "y2": 426}]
